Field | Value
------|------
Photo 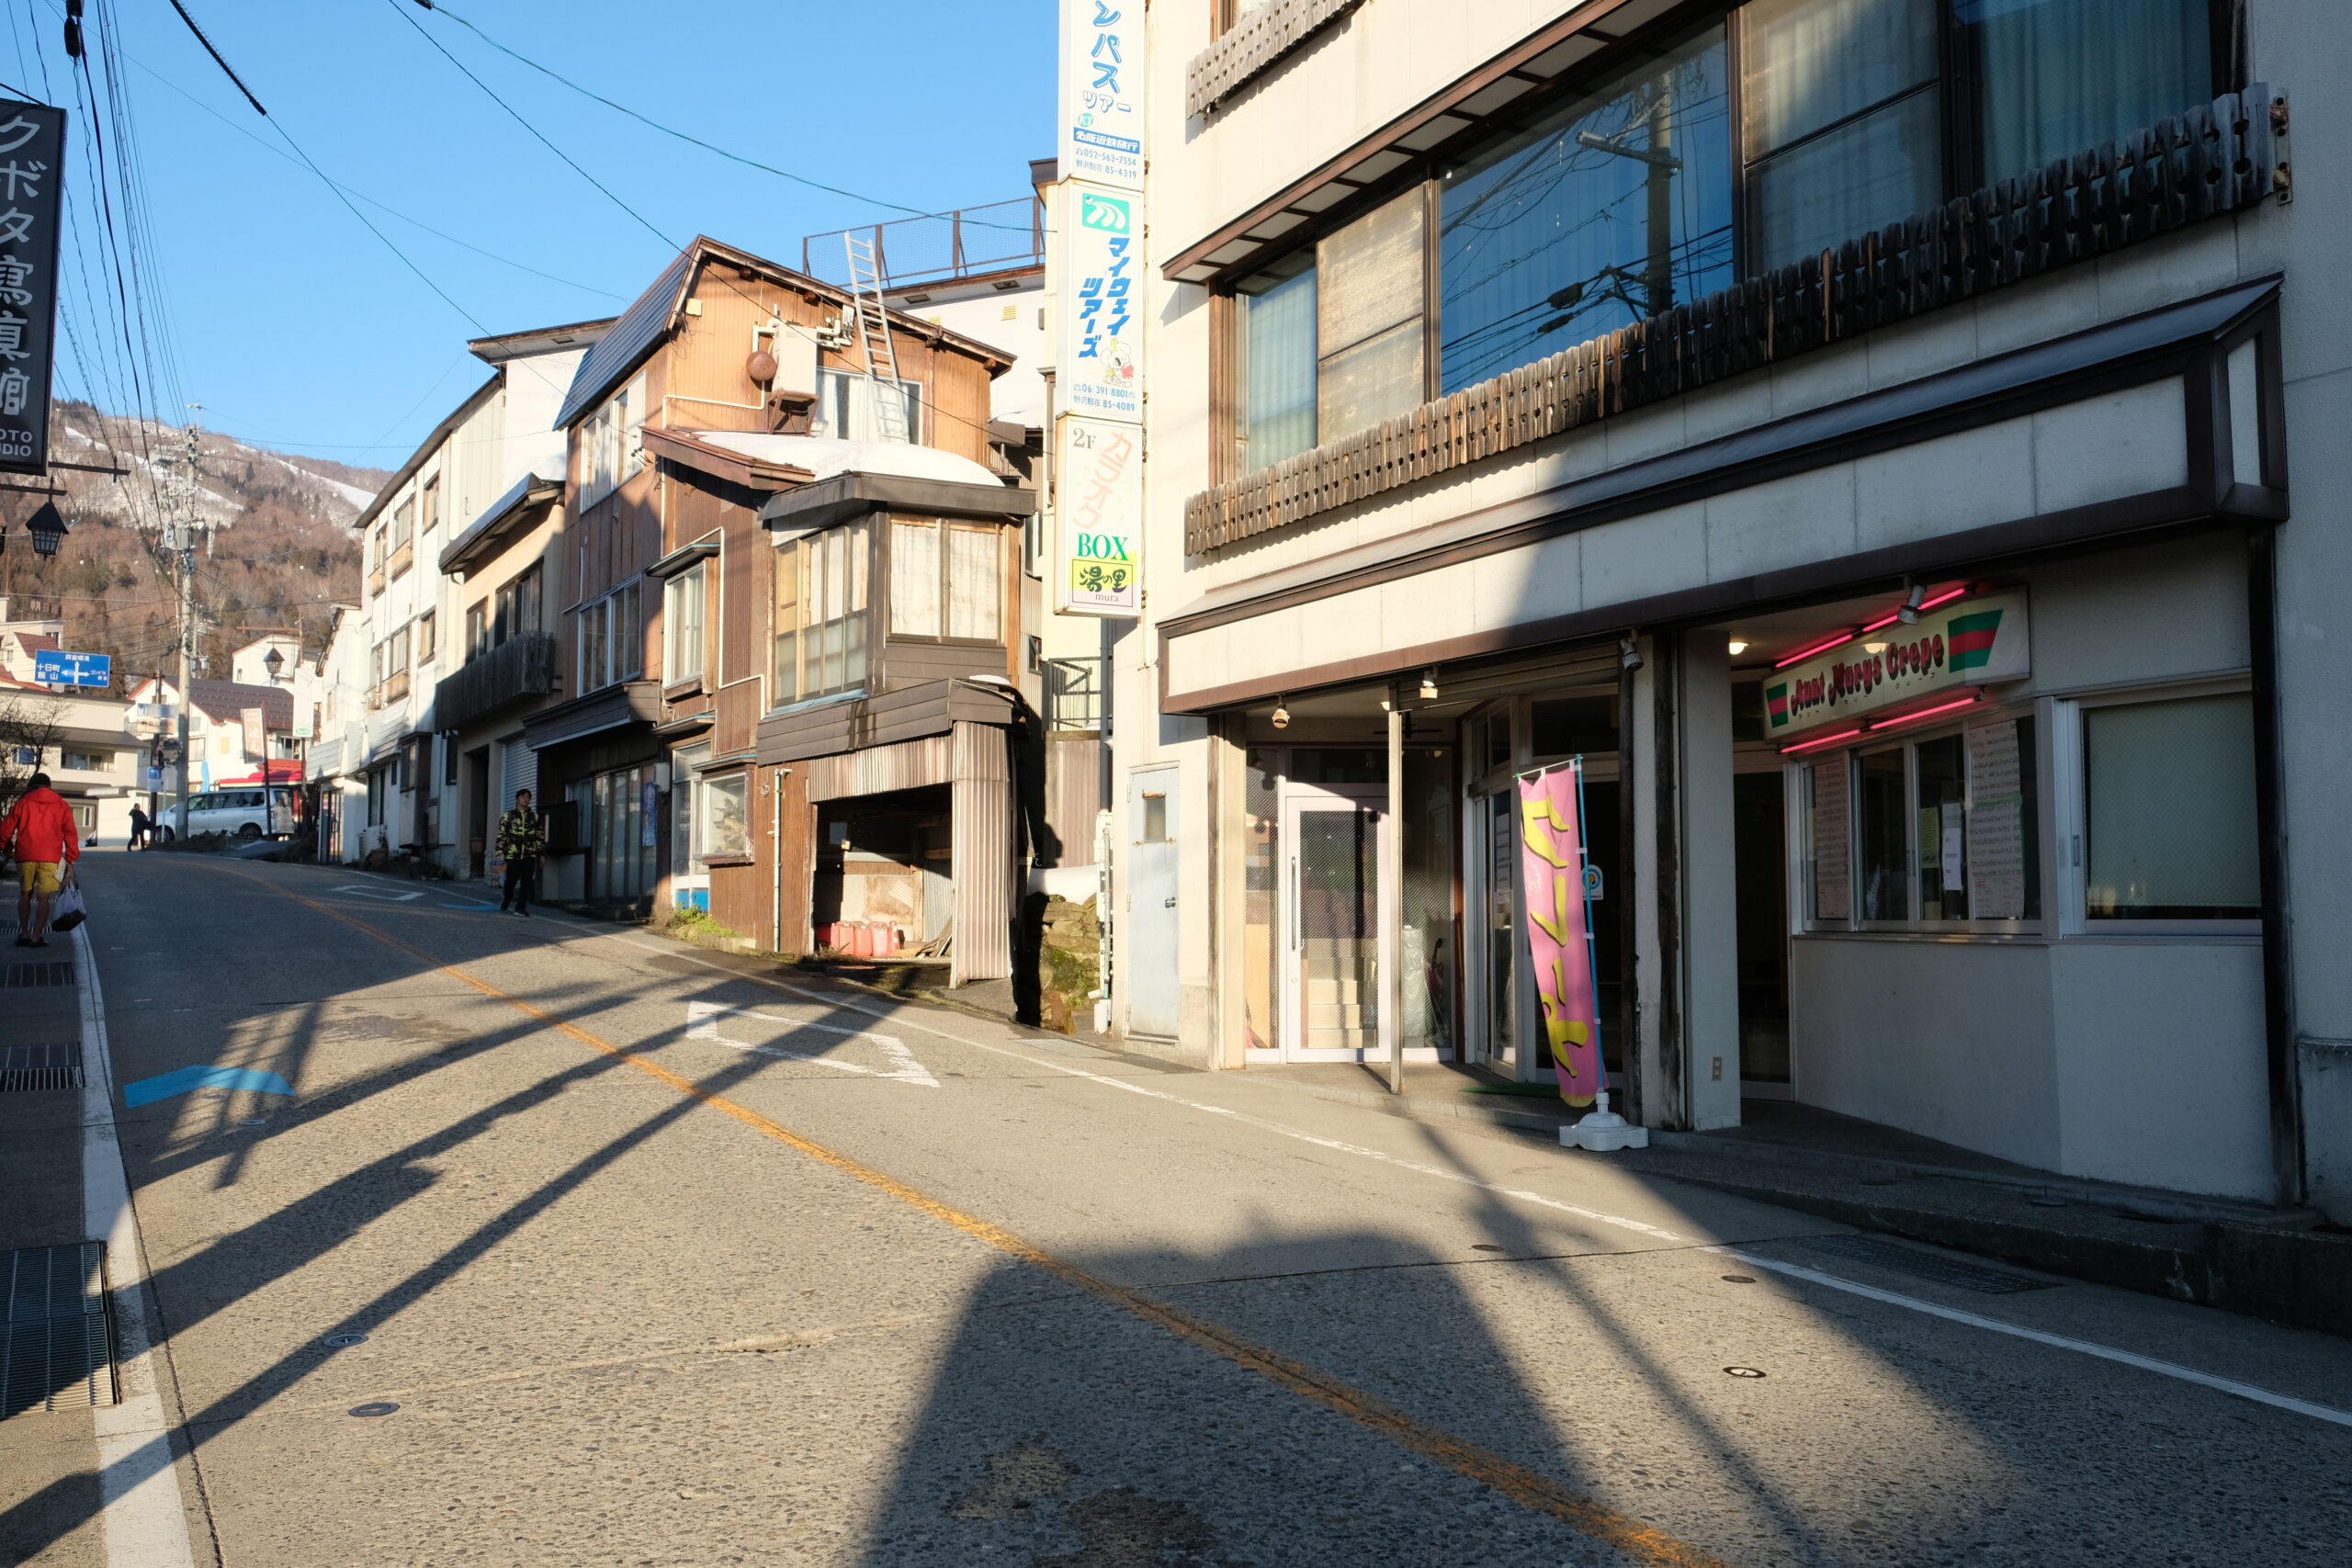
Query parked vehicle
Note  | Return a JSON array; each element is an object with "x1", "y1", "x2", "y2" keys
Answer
[{"x1": 180, "y1": 786, "x2": 300, "y2": 839}]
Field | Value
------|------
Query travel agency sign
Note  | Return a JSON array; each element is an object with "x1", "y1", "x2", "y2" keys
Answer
[{"x1": 1766, "y1": 589, "x2": 2030, "y2": 737}]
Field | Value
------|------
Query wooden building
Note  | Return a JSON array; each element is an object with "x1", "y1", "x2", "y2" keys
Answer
[{"x1": 523, "y1": 236, "x2": 1032, "y2": 977}]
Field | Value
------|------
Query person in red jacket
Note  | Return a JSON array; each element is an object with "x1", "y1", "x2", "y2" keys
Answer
[{"x1": 2, "y1": 772, "x2": 80, "y2": 948}]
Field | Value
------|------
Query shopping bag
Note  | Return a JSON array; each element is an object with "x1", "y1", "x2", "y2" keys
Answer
[{"x1": 50, "y1": 877, "x2": 85, "y2": 932}]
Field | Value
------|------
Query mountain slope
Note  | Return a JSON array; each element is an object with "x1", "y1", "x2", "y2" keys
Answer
[{"x1": 0, "y1": 403, "x2": 390, "y2": 689}]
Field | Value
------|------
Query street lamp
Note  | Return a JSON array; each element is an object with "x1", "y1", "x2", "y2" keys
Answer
[
  {"x1": 264, "y1": 645, "x2": 286, "y2": 682},
  {"x1": 26, "y1": 500, "x2": 69, "y2": 558}
]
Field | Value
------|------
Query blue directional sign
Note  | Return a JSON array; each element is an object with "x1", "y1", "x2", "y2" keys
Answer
[{"x1": 32, "y1": 649, "x2": 108, "y2": 687}]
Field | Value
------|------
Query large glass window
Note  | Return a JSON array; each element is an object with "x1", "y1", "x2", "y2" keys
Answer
[
  {"x1": 1241, "y1": 262, "x2": 1317, "y2": 469},
  {"x1": 773, "y1": 520, "x2": 871, "y2": 705},
  {"x1": 1440, "y1": 26, "x2": 1733, "y2": 392},
  {"x1": 813, "y1": 368, "x2": 921, "y2": 444},
  {"x1": 2084, "y1": 693, "x2": 2256, "y2": 920},
  {"x1": 888, "y1": 519, "x2": 1001, "y2": 642},
  {"x1": 1954, "y1": 0, "x2": 2211, "y2": 189},
  {"x1": 1742, "y1": 0, "x2": 1940, "y2": 270},
  {"x1": 700, "y1": 771, "x2": 749, "y2": 858},
  {"x1": 1317, "y1": 189, "x2": 1428, "y2": 442},
  {"x1": 1806, "y1": 715, "x2": 2041, "y2": 929},
  {"x1": 1857, "y1": 746, "x2": 1910, "y2": 921}
]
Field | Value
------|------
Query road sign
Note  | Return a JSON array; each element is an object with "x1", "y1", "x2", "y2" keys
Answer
[{"x1": 32, "y1": 649, "x2": 109, "y2": 687}]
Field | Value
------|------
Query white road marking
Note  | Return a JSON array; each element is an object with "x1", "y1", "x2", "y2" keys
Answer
[
  {"x1": 332, "y1": 884, "x2": 424, "y2": 902},
  {"x1": 1713, "y1": 1247, "x2": 2352, "y2": 1428},
  {"x1": 684, "y1": 1000, "x2": 938, "y2": 1087},
  {"x1": 73, "y1": 926, "x2": 201, "y2": 1568}
]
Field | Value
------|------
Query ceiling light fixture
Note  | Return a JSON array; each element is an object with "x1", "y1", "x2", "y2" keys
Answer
[
  {"x1": 1726, "y1": 638, "x2": 1749, "y2": 656},
  {"x1": 1894, "y1": 579, "x2": 1928, "y2": 626},
  {"x1": 1419, "y1": 669, "x2": 1440, "y2": 700},
  {"x1": 1271, "y1": 697, "x2": 1290, "y2": 729}
]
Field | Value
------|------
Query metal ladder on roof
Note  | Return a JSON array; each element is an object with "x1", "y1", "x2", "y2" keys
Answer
[{"x1": 842, "y1": 231, "x2": 910, "y2": 443}]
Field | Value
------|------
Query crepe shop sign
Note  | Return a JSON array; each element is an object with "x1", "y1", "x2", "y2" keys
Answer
[{"x1": 1766, "y1": 590, "x2": 2029, "y2": 736}]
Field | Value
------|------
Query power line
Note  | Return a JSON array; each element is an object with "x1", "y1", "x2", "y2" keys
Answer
[
  {"x1": 161, "y1": 0, "x2": 262, "y2": 116},
  {"x1": 407, "y1": 0, "x2": 1034, "y2": 234}
]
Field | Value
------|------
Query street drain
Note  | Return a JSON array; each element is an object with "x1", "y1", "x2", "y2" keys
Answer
[
  {"x1": 1720, "y1": 1275, "x2": 1757, "y2": 1284},
  {"x1": 1796, "y1": 1233, "x2": 2057, "y2": 1294},
  {"x1": 348, "y1": 1402, "x2": 399, "y2": 1417},
  {"x1": 2, "y1": 1243, "x2": 115, "y2": 1416},
  {"x1": 322, "y1": 1333, "x2": 368, "y2": 1348},
  {"x1": 0, "y1": 1043, "x2": 84, "y2": 1093},
  {"x1": 0, "y1": 964, "x2": 73, "y2": 988},
  {"x1": 1724, "y1": 1366, "x2": 1767, "y2": 1378}
]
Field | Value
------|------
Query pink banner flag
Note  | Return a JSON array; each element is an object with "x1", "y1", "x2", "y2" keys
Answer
[{"x1": 1516, "y1": 763, "x2": 1602, "y2": 1107}]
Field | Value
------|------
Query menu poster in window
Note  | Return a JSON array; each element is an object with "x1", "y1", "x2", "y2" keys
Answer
[
  {"x1": 1965, "y1": 721, "x2": 2026, "y2": 919},
  {"x1": 1811, "y1": 757, "x2": 1851, "y2": 921}
]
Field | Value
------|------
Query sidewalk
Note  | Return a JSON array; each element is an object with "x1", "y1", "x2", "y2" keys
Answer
[{"x1": 1235, "y1": 1058, "x2": 2352, "y2": 1337}]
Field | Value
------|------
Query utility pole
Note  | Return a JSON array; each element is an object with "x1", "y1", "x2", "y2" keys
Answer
[{"x1": 166, "y1": 412, "x2": 203, "y2": 841}]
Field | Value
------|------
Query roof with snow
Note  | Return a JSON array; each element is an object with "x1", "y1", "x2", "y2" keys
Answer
[{"x1": 688, "y1": 433, "x2": 1004, "y2": 489}]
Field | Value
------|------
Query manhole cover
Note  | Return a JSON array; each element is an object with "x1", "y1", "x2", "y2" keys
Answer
[
  {"x1": 1720, "y1": 1274, "x2": 1757, "y2": 1284},
  {"x1": 1795, "y1": 1233, "x2": 2056, "y2": 1294},
  {"x1": 348, "y1": 1402, "x2": 398, "y2": 1417},
  {"x1": 1724, "y1": 1366, "x2": 1767, "y2": 1379},
  {"x1": 322, "y1": 1333, "x2": 368, "y2": 1348}
]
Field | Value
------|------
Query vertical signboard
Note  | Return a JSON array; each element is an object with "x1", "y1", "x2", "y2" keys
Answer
[
  {"x1": 1058, "y1": 186, "x2": 1142, "y2": 422},
  {"x1": 0, "y1": 100, "x2": 62, "y2": 475},
  {"x1": 1516, "y1": 763, "x2": 1603, "y2": 1107},
  {"x1": 241, "y1": 706, "x2": 265, "y2": 761},
  {"x1": 1059, "y1": 1, "x2": 1143, "y2": 189},
  {"x1": 1055, "y1": 417, "x2": 1142, "y2": 616}
]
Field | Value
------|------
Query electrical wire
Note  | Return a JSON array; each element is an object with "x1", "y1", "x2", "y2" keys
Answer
[{"x1": 406, "y1": 0, "x2": 1035, "y2": 234}]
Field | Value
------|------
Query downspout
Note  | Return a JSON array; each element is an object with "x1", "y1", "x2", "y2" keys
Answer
[{"x1": 2248, "y1": 525, "x2": 2301, "y2": 1207}]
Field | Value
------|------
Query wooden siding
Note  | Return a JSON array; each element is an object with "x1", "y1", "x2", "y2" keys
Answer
[
  {"x1": 755, "y1": 679, "x2": 1016, "y2": 766},
  {"x1": 881, "y1": 638, "x2": 1005, "y2": 687},
  {"x1": 1188, "y1": 0, "x2": 1364, "y2": 119},
  {"x1": 1185, "y1": 85, "x2": 2281, "y2": 555}
]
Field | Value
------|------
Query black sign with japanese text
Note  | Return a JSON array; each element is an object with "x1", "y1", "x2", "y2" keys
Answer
[{"x1": 0, "y1": 99, "x2": 62, "y2": 476}]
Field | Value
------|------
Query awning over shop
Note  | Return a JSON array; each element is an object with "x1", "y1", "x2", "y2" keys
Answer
[{"x1": 523, "y1": 681, "x2": 662, "y2": 750}]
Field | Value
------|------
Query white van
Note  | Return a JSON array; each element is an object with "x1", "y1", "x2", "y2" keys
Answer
[{"x1": 180, "y1": 786, "x2": 298, "y2": 839}]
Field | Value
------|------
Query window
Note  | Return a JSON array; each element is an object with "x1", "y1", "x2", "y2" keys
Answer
[
  {"x1": 700, "y1": 771, "x2": 749, "y2": 858},
  {"x1": 413, "y1": 610, "x2": 435, "y2": 666},
  {"x1": 578, "y1": 581, "x2": 642, "y2": 693},
  {"x1": 1805, "y1": 715, "x2": 2040, "y2": 930},
  {"x1": 665, "y1": 560, "x2": 707, "y2": 682},
  {"x1": 889, "y1": 520, "x2": 1001, "y2": 641},
  {"x1": 1952, "y1": 0, "x2": 2212, "y2": 190},
  {"x1": 1742, "y1": 0, "x2": 1939, "y2": 270},
  {"x1": 773, "y1": 519, "x2": 872, "y2": 705},
  {"x1": 465, "y1": 602, "x2": 487, "y2": 661},
  {"x1": 421, "y1": 473, "x2": 442, "y2": 533},
  {"x1": 1442, "y1": 25, "x2": 1734, "y2": 389},
  {"x1": 581, "y1": 374, "x2": 647, "y2": 511},
  {"x1": 2083, "y1": 693, "x2": 2256, "y2": 920},
  {"x1": 1220, "y1": 0, "x2": 2222, "y2": 464},
  {"x1": 389, "y1": 498, "x2": 415, "y2": 579},
  {"x1": 812, "y1": 367, "x2": 921, "y2": 444},
  {"x1": 496, "y1": 561, "x2": 543, "y2": 647},
  {"x1": 62, "y1": 747, "x2": 107, "y2": 771}
]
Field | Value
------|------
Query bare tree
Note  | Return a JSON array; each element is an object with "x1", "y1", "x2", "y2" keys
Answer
[{"x1": 0, "y1": 694, "x2": 63, "y2": 815}]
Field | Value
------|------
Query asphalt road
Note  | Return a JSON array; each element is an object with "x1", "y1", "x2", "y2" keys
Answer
[{"x1": 6, "y1": 851, "x2": 2350, "y2": 1567}]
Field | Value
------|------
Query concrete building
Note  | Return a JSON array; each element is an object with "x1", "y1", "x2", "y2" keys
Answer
[{"x1": 1099, "y1": 0, "x2": 2342, "y2": 1214}]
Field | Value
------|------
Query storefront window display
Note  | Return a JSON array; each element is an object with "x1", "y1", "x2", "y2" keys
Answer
[{"x1": 2082, "y1": 692, "x2": 2257, "y2": 921}]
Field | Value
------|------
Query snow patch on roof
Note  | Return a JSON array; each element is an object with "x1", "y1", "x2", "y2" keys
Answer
[{"x1": 685, "y1": 433, "x2": 1003, "y2": 489}]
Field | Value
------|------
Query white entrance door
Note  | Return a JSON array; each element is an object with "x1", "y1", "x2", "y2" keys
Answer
[
  {"x1": 1282, "y1": 785, "x2": 1391, "y2": 1061},
  {"x1": 1125, "y1": 767, "x2": 1181, "y2": 1038}
]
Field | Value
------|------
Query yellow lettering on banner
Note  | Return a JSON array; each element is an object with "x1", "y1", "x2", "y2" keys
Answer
[
  {"x1": 1528, "y1": 869, "x2": 1576, "y2": 945},
  {"x1": 1520, "y1": 793, "x2": 1578, "y2": 869}
]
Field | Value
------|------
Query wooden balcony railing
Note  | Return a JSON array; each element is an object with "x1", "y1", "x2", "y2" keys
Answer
[
  {"x1": 1187, "y1": 0, "x2": 1364, "y2": 120},
  {"x1": 433, "y1": 631, "x2": 559, "y2": 731},
  {"x1": 1185, "y1": 85, "x2": 2280, "y2": 557}
]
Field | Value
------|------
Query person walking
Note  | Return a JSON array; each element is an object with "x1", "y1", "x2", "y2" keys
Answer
[
  {"x1": 2, "y1": 773, "x2": 81, "y2": 947},
  {"x1": 495, "y1": 787, "x2": 546, "y2": 917},
  {"x1": 129, "y1": 804, "x2": 151, "y2": 851}
]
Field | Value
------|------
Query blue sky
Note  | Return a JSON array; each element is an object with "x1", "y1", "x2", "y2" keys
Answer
[{"x1": 9, "y1": 0, "x2": 1055, "y2": 467}]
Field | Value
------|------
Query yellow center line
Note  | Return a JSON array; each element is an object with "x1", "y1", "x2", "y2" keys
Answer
[{"x1": 224, "y1": 869, "x2": 1731, "y2": 1568}]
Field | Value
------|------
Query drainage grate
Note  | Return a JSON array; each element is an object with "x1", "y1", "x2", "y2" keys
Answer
[
  {"x1": 1795, "y1": 1234, "x2": 2058, "y2": 1294},
  {"x1": 0, "y1": 1043, "x2": 85, "y2": 1092},
  {"x1": 2, "y1": 1243, "x2": 116, "y2": 1416},
  {"x1": 0, "y1": 963, "x2": 73, "y2": 988}
]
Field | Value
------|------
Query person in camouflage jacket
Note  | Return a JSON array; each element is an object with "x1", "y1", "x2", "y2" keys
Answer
[{"x1": 496, "y1": 788, "x2": 546, "y2": 916}]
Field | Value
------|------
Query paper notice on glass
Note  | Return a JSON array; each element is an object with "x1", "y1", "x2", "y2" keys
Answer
[
  {"x1": 1811, "y1": 758, "x2": 1850, "y2": 920},
  {"x1": 1965, "y1": 722, "x2": 2026, "y2": 919},
  {"x1": 1941, "y1": 807, "x2": 1965, "y2": 886}
]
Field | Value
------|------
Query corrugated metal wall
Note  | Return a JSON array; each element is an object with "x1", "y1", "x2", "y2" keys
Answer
[
  {"x1": 805, "y1": 734, "x2": 954, "y2": 801},
  {"x1": 951, "y1": 721, "x2": 1015, "y2": 985},
  {"x1": 498, "y1": 739, "x2": 537, "y2": 824},
  {"x1": 1043, "y1": 733, "x2": 1102, "y2": 866}
]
